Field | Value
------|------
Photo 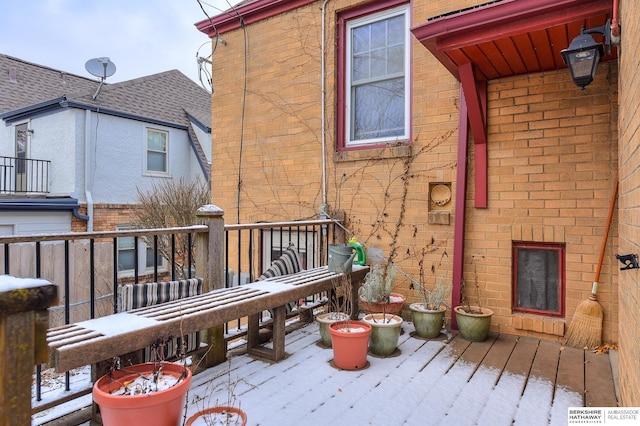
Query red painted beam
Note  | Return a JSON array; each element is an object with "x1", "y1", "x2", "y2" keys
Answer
[
  {"x1": 451, "y1": 85, "x2": 470, "y2": 329},
  {"x1": 459, "y1": 63, "x2": 488, "y2": 209}
]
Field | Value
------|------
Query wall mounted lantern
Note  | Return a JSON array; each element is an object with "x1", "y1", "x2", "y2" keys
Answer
[{"x1": 561, "y1": 19, "x2": 613, "y2": 89}]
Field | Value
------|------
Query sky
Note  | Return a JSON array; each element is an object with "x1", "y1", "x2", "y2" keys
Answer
[{"x1": 0, "y1": 0, "x2": 242, "y2": 90}]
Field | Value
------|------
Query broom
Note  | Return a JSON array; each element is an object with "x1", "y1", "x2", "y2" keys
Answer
[{"x1": 565, "y1": 179, "x2": 618, "y2": 349}]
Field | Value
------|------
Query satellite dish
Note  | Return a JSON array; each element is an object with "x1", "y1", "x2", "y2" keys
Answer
[
  {"x1": 85, "y1": 57, "x2": 116, "y2": 101},
  {"x1": 85, "y1": 57, "x2": 116, "y2": 80}
]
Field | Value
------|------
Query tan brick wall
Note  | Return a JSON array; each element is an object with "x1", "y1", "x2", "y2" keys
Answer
[
  {"x1": 209, "y1": 0, "x2": 620, "y2": 347},
  {"x1": 472, "y1": 65, "x2": 618, "y2": 344},
  {"x1": 616, "y1": 0, "x2": 640, "y2": 408},
  {"x1": 71, "y1": 204, "x2": 137, "y2": 232}
]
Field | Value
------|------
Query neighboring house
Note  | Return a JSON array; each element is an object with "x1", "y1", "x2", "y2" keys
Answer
[
  {"x1": 197, "y1": 0, "x2": 639, "y2": 406},
  {"x1": 0, "y1": 54, "x2": 211, "y2": 238}
]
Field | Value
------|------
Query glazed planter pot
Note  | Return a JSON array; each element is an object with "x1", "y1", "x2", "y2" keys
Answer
[
  {"x1": 316, "y1": 312, "x2": 350, "y2": 347},
  {"x1": 359, "y1": 292, "x2": 406, "y2": 316},
  {"x1": 410, "y1": 303, "x2": 446, "y2": 339},
  {"x1": 329, "y1": 320, "x2": 372, "y2": 370},
  {"x1": 454, "y1": 305, "x2": 494, "y2": 342},
  {"x1": 186, "y1": 406, "x2": 248, "y2": 426},
  {"x1": 362, "y1": 313, "x2": 403, "y2": 357},
  {"x1": 93, "y1": 362, "x2": 192, "y2": 426}
]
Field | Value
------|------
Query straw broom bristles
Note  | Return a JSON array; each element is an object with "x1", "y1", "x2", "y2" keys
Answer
[
  {"x1": 564, "y1": 290, "x2": 603, "y2": 349},
  {"x1": 565, "y1": 180, "x2": 616, "y2": 349}
]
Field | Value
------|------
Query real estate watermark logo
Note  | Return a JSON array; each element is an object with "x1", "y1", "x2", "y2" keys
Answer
[{"x1": 568, "y1": 408, "x2": 639, "y2": 424}]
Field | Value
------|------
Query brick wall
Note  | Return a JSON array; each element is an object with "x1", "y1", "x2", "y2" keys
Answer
[
  {"x1": 473, "y1": 64, "x2": 618, "y2": 343},
  {"x1": 208, "y1": 0, "x2": 620, "y2": 347},
  {"x1": 616, "y1": 0, "x2": 640, "y2": 407},
  {"x1": 71, "y1": 204, "x2": 137, "y2": 232}
]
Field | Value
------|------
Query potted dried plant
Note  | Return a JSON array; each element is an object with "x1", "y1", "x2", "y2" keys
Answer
[
  {"x1": 316, "y1": 283, "x2": 350, "y2": 347},
  {"x1": 410, "y1": 273, "x2": 451, "y2": 339},
  {"x1": 454, "y1": 256, "x2": 494, "y2": 342},
  {"x1": 329, "y1": 273, "x2": 372, "y2": 370},
  {"x1": 92, "y1": 358, "x2": 192, "y2": 426},
  {"x1": 358, "y1": 263, "x2": 406, "y2": 316},
  {"x1": 186, "y1": 357, "x2": 248, "y2": 426}
]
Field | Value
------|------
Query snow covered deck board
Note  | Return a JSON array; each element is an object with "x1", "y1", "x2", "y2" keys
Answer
[
  {"x1": 181, "y1": 323, "x2": 617, "y2": 426},
  {"x1": 46, "y1": 265, "x2": 369, "y2": 373},
  {"x1": 38, "y1": 320, "x2": 619, "y2": 425}
]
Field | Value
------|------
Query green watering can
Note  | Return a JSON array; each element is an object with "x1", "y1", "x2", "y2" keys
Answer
[{"x1": 348, "y1": 238, "x2": 367, "y2": 266}]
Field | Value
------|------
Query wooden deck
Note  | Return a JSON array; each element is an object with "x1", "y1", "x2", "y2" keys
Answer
[
  {"x1": 181, "y1": 319, "x2": 618, "y2": 426},
  {"x1": 41, "y1": 317, "x2": 617, "y2": 425}
]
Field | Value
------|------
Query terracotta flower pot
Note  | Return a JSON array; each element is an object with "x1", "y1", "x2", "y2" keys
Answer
[
  {"x1": 329, "y1": 320, "x2": 372, "y2": 370},
  {"x1": 316, "y1": 312, "x2": 350, "y2": 347},
  {"x1": 362, "y1": 313, "x2": 403, "y2": 356},
  {"x1": 93, "y1": 362, "x2": 192, "y2": 426},
  {"x1": 186, "y1": 406, "x2": 248, "y2": 426},
  {"x1": 454, "y1": 305, "x2": 494, "y2": 342},
  {"x1": 359, "y1": 292, "x2": 406, "y2": 316},
  {"x1": 410, "y1": 303, "x2": 446, "y2": 339}
]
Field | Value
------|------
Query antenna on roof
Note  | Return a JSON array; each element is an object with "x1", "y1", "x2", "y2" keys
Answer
[{"x1": 85, "y1": 57, "x2": 116, "y2": 101}]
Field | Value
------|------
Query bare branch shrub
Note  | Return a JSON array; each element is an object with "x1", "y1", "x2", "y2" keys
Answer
[{"x1": 132, "y1": 178, "x2": 210, "y2": 279}]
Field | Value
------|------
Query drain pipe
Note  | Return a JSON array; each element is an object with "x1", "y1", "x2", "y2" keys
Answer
[
  {"x1": 84, "y1": 109, "x2": 94, "y2": 231},
  {"x1": 320, "y1": 0, "x2": 330, "y2": 222}
]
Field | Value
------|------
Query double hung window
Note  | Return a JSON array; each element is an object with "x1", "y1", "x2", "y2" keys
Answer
[{"x1": 341, "y1": 3, "x2": 410, "y2": 148}]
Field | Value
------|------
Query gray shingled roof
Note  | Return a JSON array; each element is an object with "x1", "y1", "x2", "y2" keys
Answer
[
  {"x1": 1, "y1": 53, "x2": 211, "y2": 130},
  {"x1": 0, "y1": 54, "x2": 97, "y2": 114}
]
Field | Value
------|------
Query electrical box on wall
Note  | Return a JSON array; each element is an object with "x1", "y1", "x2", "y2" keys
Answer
[{"x1": 428, "y1": 182, "x2": 452, "y2": 225}]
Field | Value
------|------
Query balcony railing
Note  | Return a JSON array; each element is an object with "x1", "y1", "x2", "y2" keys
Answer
[
  {"x1": 0, "y1": 211, "x2": 342, "y2": 420},
  {"x1": 0, "y1": 155, "x2": 50, "y2": 194}
]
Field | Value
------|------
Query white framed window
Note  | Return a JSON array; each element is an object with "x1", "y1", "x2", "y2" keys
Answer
[
  {"x1": 146, "y1": 128, "x2": 168, "y2": 174},
  {"x1": 344, "y1": 4, "x2": 410, "y2": 147},
  {"x1": 116, "y1": 226, "x2": 165, "y2": 275}
]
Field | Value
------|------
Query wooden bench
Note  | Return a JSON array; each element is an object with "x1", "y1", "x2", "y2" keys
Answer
[{"x1": 46, "y1": 265, "x2": 369, "y2": 373}]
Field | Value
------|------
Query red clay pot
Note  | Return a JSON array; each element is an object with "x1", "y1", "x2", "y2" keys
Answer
[
  {"x1": 359, "y1": 292, "x2": 406, "y2": 316},
  {"x1": 93, "y1": 362, "x2": 192, "y2": 426},
  {"x1": 186, "y1": 406, "x2": 248, "y2": 426},
  {"x1": 329, "y1": 320, "x2": 372, "y2": 370}
]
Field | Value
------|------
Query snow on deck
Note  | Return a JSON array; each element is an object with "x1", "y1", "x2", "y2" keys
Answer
[{"x1": 34, "y1": 320, "x2": 618, "y2": 425}]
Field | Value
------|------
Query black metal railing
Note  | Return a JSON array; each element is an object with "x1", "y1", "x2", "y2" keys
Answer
[
  {"x1": 10, "y1": 217, "x2": 341, "y2": 420},
  {"x1": 0, "y1": 155, "x2": 50, "y2": 194}
]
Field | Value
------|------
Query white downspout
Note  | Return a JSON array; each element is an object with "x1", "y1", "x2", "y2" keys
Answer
[
  {"x1": 320, "y1": 0, "x2": 330, "y2": 220},
  {"x1": 84, "y1": 109, "x2": 94, "y2": 231}
]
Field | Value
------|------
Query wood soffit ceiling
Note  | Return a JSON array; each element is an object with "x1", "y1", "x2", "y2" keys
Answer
[{"x1": 411, "y1": 0, "x2": 616, "y2": 81}]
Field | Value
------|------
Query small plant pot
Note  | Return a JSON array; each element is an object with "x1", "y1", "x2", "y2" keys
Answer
[
  {"x1": 359, "y1": 292, "x2": 406, "y2": 316},
  {"x1": 93, "y1": 362, "x2": 192, "y2": 426},
  {"x1": 454, "y1": 305, "x2": 494, "y2": 342},
  {"x1": 329, "y1": 320, "x2": 372, "y2": 370},
  {"x1": 362, "y1": 313, "x2": 403, "y2": 356},
  {"x1": 186, "y1": 406, "x2": 248, "y2": 426},
  {"x1": 410, "y1": 303, "x2": 446, "y2": 339},
  {"x1": 316, "y1": 312, "x2": 350, "y2": 347}
]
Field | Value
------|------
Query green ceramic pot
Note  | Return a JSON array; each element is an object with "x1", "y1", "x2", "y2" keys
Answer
[
  {"x1": 410, "y1": 303, "x2": 446, "y2": 339},
  {"x1": 316, "y1": 312, "x2": 350, "y2": 347},
  {"x1": 362, "y1": 313, "x2": 403, "y2": 357},
  {"x1": 454, "y1": 305, "x2": 494, "y2": 342}
]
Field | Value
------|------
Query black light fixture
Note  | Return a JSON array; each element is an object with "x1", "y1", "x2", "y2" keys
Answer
[{"x1": 560, "y1": 19, "x2": 612, "y2": 89}]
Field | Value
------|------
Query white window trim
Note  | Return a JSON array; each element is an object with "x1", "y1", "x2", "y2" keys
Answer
[
  {"x1": 145, "y1": 127, "x2": 169, "y2": 176},
  {"x1": 345, "y1": 4, "x2": 411, "y2": 147}
]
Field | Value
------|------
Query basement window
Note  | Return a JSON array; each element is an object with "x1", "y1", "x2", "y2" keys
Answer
[{"x1": 512, "y1": 241, "x2": 565, "y2": 316}]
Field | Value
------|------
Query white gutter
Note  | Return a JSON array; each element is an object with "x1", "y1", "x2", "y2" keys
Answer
[{"x1": 84, "y1": 109, "x2": 94, "y2": 231}]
